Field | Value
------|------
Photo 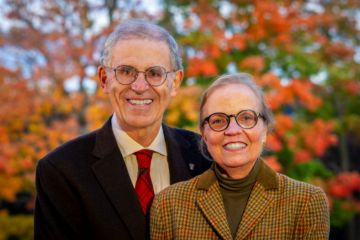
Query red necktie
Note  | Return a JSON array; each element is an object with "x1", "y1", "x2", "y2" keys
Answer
[{"x1": 134, "y1": 149, "x2": 154, "y2": 214}]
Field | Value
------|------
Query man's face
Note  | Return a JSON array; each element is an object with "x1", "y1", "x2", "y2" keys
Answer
[{"x1": 99, "y1": 39, "x2": 182, "y2": 133}]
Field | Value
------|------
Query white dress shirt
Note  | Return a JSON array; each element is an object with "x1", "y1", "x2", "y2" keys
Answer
[{"x1": 111, "y1": 114, "x2": 170, "y2": 194}]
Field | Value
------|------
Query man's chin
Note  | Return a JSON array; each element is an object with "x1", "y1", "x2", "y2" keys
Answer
[{"x1": 122, "y1": 118, "x2": 160, "y2": 129}]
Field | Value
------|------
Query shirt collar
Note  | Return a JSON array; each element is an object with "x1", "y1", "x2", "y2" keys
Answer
[{"x1": 111, "y1": 114, "x2": 167, "y2": 157}]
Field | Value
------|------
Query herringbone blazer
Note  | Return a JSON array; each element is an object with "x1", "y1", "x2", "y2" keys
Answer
[{"x1": 150, "y1": 160, "x2": 330, "y2": 240}]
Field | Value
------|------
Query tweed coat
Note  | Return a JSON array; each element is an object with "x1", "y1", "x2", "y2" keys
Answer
[
  {"x1": 150, "y1": 160, "x2": 330, "y2": 240},
  {"x1": 35, "y1": 118, "x2": 211, "y2": 240}
]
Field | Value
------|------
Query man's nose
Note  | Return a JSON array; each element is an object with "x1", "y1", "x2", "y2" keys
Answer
[{"x1": 130, "y1": 72, "x2": 150, "y2": 92}]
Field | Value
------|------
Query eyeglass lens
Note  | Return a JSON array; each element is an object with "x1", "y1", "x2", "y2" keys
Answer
[
  {"x1": 115, "y1": 65, "x2": 167, "y2": 86},
  {"x1": 208, "y1": 110, "x2": 258, "y2": 131}
]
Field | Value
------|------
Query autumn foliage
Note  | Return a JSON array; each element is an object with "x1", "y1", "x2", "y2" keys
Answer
[{"x1": 0, "y1": 0, "x2": 359, "y2": 238}]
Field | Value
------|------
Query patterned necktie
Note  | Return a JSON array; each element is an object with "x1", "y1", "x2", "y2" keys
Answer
[{"x1": 134, "y1": 149, "x2": 154, "y2": 214}]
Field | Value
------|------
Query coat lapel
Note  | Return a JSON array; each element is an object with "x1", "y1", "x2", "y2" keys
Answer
[
  {"x1": 162, "y1": 124, "x2": 192, "y2": 183},
  {"x1": 196, "y1": 169, "x2": 233, "y2": 240},
  {"x1": 91, "y1": 118, "x2": 146, "y2": 240},
  {"x1": 235, "y1": 161, "x2": 278, "y2": 240}
]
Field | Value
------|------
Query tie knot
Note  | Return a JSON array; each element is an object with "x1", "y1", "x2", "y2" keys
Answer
[{"x1": 135, "y1": 149, "x2": 153, "y2": 169}]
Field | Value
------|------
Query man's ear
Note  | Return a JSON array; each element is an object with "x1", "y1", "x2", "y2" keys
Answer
[
  {"x1": 170, "y1": 70, "x2": 184, "y2": 97},
  {"x1": 98, "y1": 65, "x2": 110, "y2": 93}
]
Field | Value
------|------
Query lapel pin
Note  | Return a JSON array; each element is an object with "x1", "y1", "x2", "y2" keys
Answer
[{"x1": 189, "y1": 163, "x2": 195, "y2": 170}]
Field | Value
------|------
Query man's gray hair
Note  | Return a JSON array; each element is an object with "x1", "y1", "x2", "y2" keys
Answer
[{"x1": 100, "y1": 19, "x2": 183, "y2": 70}]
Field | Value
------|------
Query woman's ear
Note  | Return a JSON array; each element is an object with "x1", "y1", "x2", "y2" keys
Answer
[{"x1": 261, "y1": 132, "x2": 267, "y2": 145}]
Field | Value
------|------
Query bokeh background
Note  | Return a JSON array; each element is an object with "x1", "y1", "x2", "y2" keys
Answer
[{"x1": 0, "y1": 0, "x2": 359, "y2": 239}]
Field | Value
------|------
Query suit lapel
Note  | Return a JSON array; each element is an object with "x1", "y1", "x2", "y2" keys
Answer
[
  {"x1": 162, "y1": 125, "x2": 192, "y2": 183},
  {"x1": 196, "y1": 169, "x2": 232, "y2": 240},
  {"x1": 91, "y1": 118, "x2": 146, "y2": 240},
  {"x1": 235, "y1": 161, "x2": 278, "y2": 240}
]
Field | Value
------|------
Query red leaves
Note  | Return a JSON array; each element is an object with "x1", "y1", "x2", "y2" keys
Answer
[
  {"x1": 239, "y1": 55, "x2": 265, "y2": 73},
  {"x1": 263, "y1": 156, "x2": 282, "y2": 172},
  {"x1": 344, "y1": 80, "x2": 360, "y2": 95},
  {"x1": 329, "y1": 172, "x2": 360, "y2": 198},
  {"x1": 187, "y1": 58, "x2": 218, "y2": 77}
]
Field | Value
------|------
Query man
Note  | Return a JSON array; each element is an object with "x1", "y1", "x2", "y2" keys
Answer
[{"x1": 34, "y1": 20, "x2": 211, "y2": 240}]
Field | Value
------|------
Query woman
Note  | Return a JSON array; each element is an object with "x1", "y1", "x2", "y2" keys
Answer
[{"x1": 150, "y1": 73, "x2": 330, "y2": 240}]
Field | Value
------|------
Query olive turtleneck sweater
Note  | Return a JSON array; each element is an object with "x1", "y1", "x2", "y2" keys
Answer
[{"x1": 214, "y1": 159, "x2": 261, "y2": 238}]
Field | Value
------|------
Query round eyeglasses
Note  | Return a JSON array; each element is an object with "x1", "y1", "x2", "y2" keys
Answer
[
  {"x1": 105, "y1": 65, "x2": 175, "y2": 87},
  {"x1": 201, "y1": 109, "x2": 265, "y2": 132}
]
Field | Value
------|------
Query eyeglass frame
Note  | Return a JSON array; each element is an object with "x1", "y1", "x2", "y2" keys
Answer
[
  {"x1": 201, "y1": 109, "x2": 266, "y2": 132},
  {"x1": 104, "y1": 65, "x2": 177, "y2": 87}
]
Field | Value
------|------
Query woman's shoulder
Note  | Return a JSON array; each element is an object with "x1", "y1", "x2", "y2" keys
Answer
[{"x1": 277, "y1": 173, "x2": 326, "y2": 199}]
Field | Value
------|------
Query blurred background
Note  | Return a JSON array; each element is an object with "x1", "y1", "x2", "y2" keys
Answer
[{"x1": 0, "y1": 0, "x2": 359, "y2": 239}]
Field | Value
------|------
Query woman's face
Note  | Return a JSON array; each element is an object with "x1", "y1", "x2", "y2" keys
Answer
[{"x1": 201, "y1": 84, "x2": 268, "y2": 178}]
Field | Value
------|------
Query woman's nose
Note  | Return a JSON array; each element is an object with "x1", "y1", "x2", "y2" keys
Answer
[{"x1": 224, "y1": 118, "x2": 242, "y2": 135}]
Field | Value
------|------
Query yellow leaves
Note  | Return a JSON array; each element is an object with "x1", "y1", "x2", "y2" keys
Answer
[
  {"x1": 166, "y1": 109, "x2": 181, "y2": 126},
  {"x1": 0, "y1": 176, "x2": 22, "y2": 201},
  {"x1": 85, "y1": 104, "x2": 110, "y2": 130},
  {"x1": 40, "y1": 101, "x2": 53, "y2": 116},
  {"x1": 165, "y1": 86, "x2": 203, "y2": 128}
]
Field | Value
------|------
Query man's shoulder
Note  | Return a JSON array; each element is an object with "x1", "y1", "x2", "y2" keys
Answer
[
  {"x1": 37, "y1": 129, "x2": 98, "y2": 167},
  {"x1": 165, "y1": 125, "x2": 201, "y2": 142},
  {"x1": 156, "y1": 174, "x2": 200, "y2": 200}
]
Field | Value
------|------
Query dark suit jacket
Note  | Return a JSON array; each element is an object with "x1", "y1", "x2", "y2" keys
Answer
[{"x1": 34, "y1": 118, "x2": 211, "y2": 240}]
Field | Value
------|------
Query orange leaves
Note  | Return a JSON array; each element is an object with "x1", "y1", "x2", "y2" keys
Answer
[
  {"x1": 274, "y1": 114, "x2": 293, "y2": 137},
  {"x1": 258, "y1": 73, "x2": 322, "y2": 112},
  {"x1": 301, "y1": 119, "x2": 337, "y2": 157},
  {"x1": 258, "y1": 73, "x2": 293, "y2": 110},
  {"x1": 266, "y1": 134, "x2": 283, "y2": 152},
  {"x1": 187, "y1": 58, "x2": 218, "y2": 77},
  {"x1": 266, "y1": 113, "x2": 337, "y2": 165},
  {"x1": 239, "y1": 56, "x2": 265, "y2": 73},
  {"x1": 291, "y1": 79, "x2": 322, "y2": 112},
  {"x1": 263, "y1": 156, "x2": 282, "y2": 172},
  {"x1": 294, "y1": 149, "x2": 312, "y2": 164},
  {"x1": 228, "y1": 34, "x2": 247, "y2": 50},
  {"x1": 247, "y1": 0, "x2": 292, "y2": 45},
  {"x1": 329, "y1": 172, "x2": 360, "y2": 198}
]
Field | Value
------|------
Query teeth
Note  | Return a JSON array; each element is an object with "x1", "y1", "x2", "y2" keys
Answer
[
  {"x1": 128, "y1": 99, "x2": 152, "y2": 105},
  {"x1": 224, "y1": 142, "x2": 246, "y2": 150}
]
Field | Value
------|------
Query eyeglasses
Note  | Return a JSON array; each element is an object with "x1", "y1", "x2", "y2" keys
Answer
[
  {"x1": 105, "y1": 65, "x2": 175, "y2": 86},
  {"x1": 202, "y1": 109, "x2": 265, "y2": 132}
]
